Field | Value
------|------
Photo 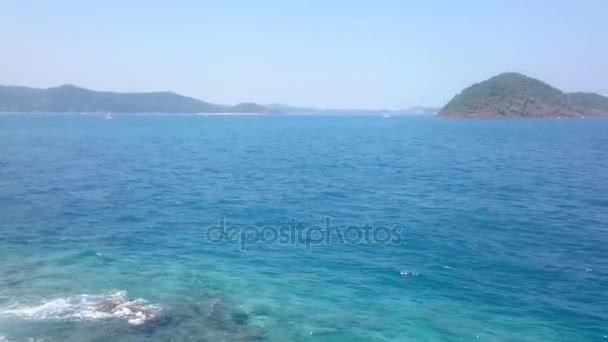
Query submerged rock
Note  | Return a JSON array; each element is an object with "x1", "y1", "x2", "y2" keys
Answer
[
  {"x1": 203, "y1": 297, "x2": 226, "y2": 320},
  {"x1": 95, "y1": 296, "x2": 124, "y2": 313},
  {"x1": 93, "y1": 292, "x2": 161, "y2": 325},
  {"x1": 231, "y1": 310, "x2": 250, "y2": 325},
  {"x1": 196, "y1": 297, "x2": 268, "y2": 340}
]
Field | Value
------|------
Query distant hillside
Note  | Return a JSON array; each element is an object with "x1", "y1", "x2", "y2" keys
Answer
[
  {"x1": 230, "y1": 102, "x2": 269, "y2": 113},
  {"x1": 0, "y1": 84, "x2": 269, "y2": 113},
  {"x1": 404, "y1": 106, "x2": 438, "y2": 115},
  {"x1": 439, "y1": 72, "x2": 608, "y2": 118},
  {"x1": 566, "y1": 92, "x2": 608, "y2": 116},
  {"x1": 267, "y1": 104, "x2": 438, "y2": 116},
  {"x1": 0, "y1": 82, "x2": 439, "y2": 115}
]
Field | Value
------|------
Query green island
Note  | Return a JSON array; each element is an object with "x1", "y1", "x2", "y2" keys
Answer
[
  {"x1": 0, "y1": 84, "x2": 437, "y2": 115},
  {"x1": 0, "y1": 84, "x2": 268, "y2": 114},
  {"x1": 439, "y1": 72, "x2": 608, "y2": 118}
]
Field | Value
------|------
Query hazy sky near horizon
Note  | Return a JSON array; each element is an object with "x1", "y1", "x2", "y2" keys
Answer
[{"x1": 1, "y1": 0, "x2": 607, "y2": 109}]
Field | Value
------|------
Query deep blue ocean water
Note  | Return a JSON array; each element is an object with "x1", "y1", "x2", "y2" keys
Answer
[{"x1": 0, "y1": 114, "x2": 607, "y2": 341}]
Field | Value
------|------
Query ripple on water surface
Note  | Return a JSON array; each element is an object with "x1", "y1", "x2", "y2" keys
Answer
[{"x1": 0, "y1": 115, "x2": 607, "y2": 341}]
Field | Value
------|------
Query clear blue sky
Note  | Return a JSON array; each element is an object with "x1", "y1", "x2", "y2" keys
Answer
[{"x1": 1, "y1": 0, "x2": 606, "y2": 109}]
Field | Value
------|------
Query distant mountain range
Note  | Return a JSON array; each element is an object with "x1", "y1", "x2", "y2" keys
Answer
[
  {"x1": 0, "y1": 84, "x2": 250, "y2": 113},
  {"x1": 266, "y1": 104, "x2": 437, "y2": 116},
  {"x1": 4, "y1": 78, "x2": 607, "y2": 118},
  {"x1": 0, "y1": 84, "x2": 437, "y2": 115},
  {"x1": 439, "y1": 72, "x2": 608, "y2": 118}
]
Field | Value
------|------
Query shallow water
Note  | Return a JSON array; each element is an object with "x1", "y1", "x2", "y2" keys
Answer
[{"x1": 0, "y1": 114, "x2": 607, "y2": 341}]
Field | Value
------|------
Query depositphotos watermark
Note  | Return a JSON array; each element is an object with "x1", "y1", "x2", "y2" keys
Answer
[{"x1": 203, "y1": 217, "x2": 405, "y2": 250}]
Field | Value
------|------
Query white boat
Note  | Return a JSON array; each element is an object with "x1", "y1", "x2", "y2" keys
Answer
[{"x1": 104, "y1": 112, "x2": 113, "y2": 120}]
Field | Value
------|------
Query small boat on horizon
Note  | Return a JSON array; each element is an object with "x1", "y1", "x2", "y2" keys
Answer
[{"x1": 104, "y1": 112, "x2": 113, "y2": 120}]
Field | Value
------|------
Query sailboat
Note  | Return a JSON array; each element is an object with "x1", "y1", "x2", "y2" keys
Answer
[{"x1": 104, "y1": 111, "x2": 113, "y2": 120}]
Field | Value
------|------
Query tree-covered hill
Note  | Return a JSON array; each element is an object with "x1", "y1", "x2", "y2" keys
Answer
[
  {"x1": 439, "y1": 72, "x2": 608, "y2": 118},
  {"x1": 566, "y1": 92, "x2": 608, "y2": 116},
  {"x1": 0, "y1": 84, "x2": 269, "y2": 113}
]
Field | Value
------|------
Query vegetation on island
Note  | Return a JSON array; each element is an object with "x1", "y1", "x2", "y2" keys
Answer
[
  {"x1": 566, "y1": 92, "x2": 608, "y2": 115},
  {"x1": 0, "y1": 84, "x2": 269, "y2": 113},
  {"x1": 439, "y1": 72, "x2": 608, "y2": 118},
  {"x1": 0, "y1": 84, "x2": 438, "y2": 115}
]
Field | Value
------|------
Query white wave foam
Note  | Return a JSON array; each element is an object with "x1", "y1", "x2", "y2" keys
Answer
[
  {"x1": 0, "y1": 291, "x2": 160, "y2": 325},
  {"x1": 0, "y1": 336, "x2": 45, "y2": 342}
]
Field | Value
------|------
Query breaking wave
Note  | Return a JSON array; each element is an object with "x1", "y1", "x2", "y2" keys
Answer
[{"x1": 0, "y1": 291, "x2": 160, "y2": 325}]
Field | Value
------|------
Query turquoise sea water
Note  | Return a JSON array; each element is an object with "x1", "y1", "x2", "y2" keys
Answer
[{"x1": 0, "y1": 114, "x2": 607, "y2": 341}]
